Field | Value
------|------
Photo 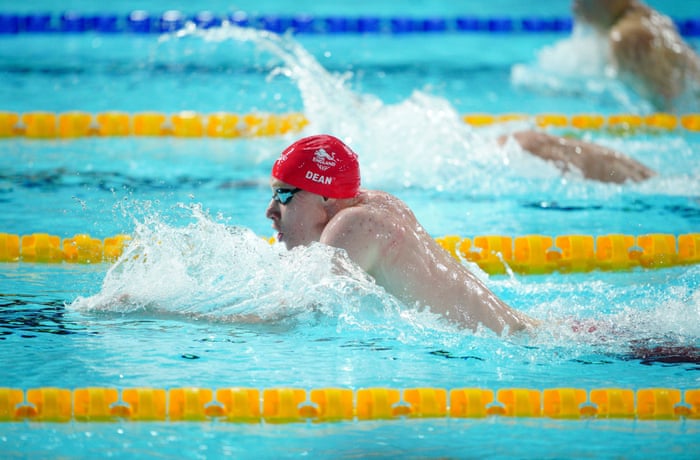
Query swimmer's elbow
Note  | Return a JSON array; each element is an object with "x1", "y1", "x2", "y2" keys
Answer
[
  {"x1": 509, "y1": 130, "x2": 550, "y2": 154},
  {"x1": 504, "y1": 315, "x2": 540, "y2": 336}
]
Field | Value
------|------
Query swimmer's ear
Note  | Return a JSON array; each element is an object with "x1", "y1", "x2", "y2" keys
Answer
[{"x1": 323, "y1": 197, "x2": 329, "y2": 202}]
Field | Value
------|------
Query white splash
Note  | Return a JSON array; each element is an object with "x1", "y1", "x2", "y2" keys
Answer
[
  {"x1": 70, "y1": 203, "x2": 416, "y2": 330},
  {"x1": 510, "y1": 24, "x2": 652, "y2": 113},
  {"x1": 501, "y1": 269, "x2": 700, "y2": 356},
  {"x1": 180, "y1": 23, "x2": 550, "y2": 193}
]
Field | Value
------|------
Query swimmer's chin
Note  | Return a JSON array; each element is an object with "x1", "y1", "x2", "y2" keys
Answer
[{"x1": 276, "y1": 233, "x2": 295, "y2": 250}]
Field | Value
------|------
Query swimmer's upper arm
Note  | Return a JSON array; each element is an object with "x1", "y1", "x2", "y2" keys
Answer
[
  {"x1": 319, "y1": 207, "x2": 386, "y2": 273},
  {"x1": 610, "y1": 20, "x2": 682, "y2": 101}
]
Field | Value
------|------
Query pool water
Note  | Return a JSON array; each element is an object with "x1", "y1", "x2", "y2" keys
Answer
[{"x1": 1, "y1": 0, "x2": 699, "y2": 458}]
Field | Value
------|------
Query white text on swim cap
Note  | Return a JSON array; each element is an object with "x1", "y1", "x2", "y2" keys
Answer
[
  {"x1": 306, "y1": 170, "x2": 333, "y2": 184},
  {"x1": 312, "y1": 148, "x2": 337, "y2": 171}
]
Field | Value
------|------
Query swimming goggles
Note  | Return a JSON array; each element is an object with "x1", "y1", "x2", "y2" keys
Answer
[{"x1": 272, "y1": 187, "x2": 302, "y2": 205}]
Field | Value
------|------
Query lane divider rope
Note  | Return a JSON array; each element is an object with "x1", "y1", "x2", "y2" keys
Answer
[
  {"x1": 1, "y1": 111, "x2": 699, "y2": 139},
  {"x1": 1, "y1": 232, "x2": 698, "y2": 275},
  {"x1": 0, "y1": 387, "x2": 697, "y2": 422},
  {"x1": 0, "y1": 111, "x2": 309, "y2": 139},
  {"x1": 3, "y1": 11, "x2": 700, "y2": 36}
]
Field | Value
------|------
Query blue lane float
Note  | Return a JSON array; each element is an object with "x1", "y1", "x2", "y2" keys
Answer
[{"x1": 2, "y1": 11, "x2": 700, "y2": 36}]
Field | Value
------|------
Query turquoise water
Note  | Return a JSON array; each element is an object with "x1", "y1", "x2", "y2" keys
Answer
[
  {"x1": 2, "y1": 418, "x2": 697, "y2": 459},
  {"x1": 1, "y1": 1, "x2": 700, "y2": 458}
]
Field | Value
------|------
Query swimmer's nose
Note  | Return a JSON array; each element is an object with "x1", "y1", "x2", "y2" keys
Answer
[{"x1": 265, "y1": 199, "x2": 279, "y2": 221}]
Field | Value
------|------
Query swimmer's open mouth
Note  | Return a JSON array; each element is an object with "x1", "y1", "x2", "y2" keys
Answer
[{"x1": 277, "y1": 232, "x2": 283, "y2": 242}]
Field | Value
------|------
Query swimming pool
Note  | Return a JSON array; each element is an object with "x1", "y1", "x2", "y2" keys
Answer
[{"x1": 1, "y1": 0, "x2": 699, "y2": 458}]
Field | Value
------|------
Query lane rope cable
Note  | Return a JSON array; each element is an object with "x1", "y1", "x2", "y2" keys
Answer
[
  {"x1": 2, "y1": 11, "x2": 700, "y2": 36},
  {"x1": 1, "y1": 111, "x2": 699, "y2": 139}
]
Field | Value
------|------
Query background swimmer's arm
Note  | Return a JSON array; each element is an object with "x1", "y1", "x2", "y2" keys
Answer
[
  {"x1": 501, "y1": 131, "x2": 655, "y2": 183},
  {"x1": 610, "y1": 15, "x2": 694, "y2": 106}
]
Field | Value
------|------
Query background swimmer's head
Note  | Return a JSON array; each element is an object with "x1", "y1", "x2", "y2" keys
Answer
[
  {"x1": 573, "y1": 0, "x2": 634, "y2": 31},
  {"x1": 272, "y1": 134, "x2": 361, "y2": 199}
]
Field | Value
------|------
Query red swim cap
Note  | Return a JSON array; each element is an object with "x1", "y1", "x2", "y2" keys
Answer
[{"x1": 272, "y1": 134, "x2": 361, "y2": 199}]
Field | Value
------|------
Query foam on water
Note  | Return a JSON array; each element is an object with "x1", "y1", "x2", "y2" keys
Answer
[
  {"x1": 70, "y1": 203, "x2": 452, "y2": 335},
  {"x1": 511, "y1": 23, "x2": 700, "y2": 114},
  {"x1": 510, "y1": 24, "x2": 652, "y2": 113},
  {"x1": 510, "y1": 270, "x2": 700, "y2": 356},
  {"x1": 68, "y1": 203, "x2": 699, "y2": 361}
]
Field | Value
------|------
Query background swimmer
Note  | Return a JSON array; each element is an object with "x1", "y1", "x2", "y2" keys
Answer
[{"x1": 572, "y1": 0, "x2": 700, "y2": 110}]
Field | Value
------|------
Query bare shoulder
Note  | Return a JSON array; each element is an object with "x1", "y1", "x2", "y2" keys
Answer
[
  {"x1": 323, "y1": 205, "x2": 373, "y2": 237},
  {"x1": 320, "y1": 192, "x2": 411, "y2": 270},
  {"x1": 325, "y1": 192, "x2": 407, "y2": 239}
]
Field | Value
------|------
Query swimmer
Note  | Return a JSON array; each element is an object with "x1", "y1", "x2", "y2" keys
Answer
[
  {"x1": 572, "y1": 0, "x2": 700, "y2": 110},
  {"x1": 499, "y1": 130, "x2": 655, "y2": 183},
  {"x1": 266, "y1": 134, "x2": 537, "y2": 335}
]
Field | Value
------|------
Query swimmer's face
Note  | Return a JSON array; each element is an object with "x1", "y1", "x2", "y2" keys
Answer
[
  {"x1": 573, "y1": 0, "x2": 631, "y2": 29},
  {"x1": 265, "y1": 178, "x2": 329, "y2": 249}
]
